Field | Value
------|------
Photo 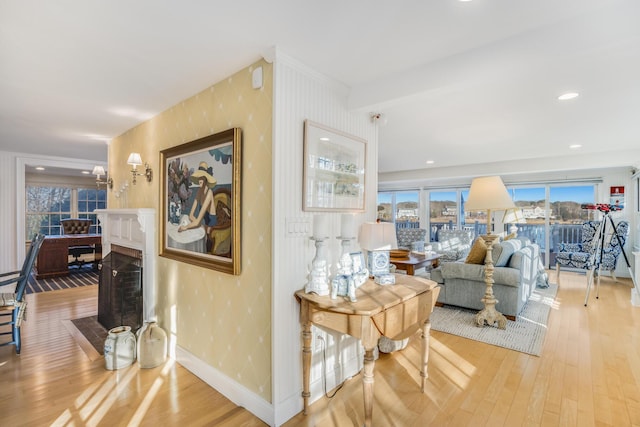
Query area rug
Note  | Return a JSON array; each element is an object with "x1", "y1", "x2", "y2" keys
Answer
[
  {"x1": 27, "y1": 265, "x2": 98, "y2": 294},
  {"x1": 430, "y1": 282, "x2": 558, "y2": 356}
]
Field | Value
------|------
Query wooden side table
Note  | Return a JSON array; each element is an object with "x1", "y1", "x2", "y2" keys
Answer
[
  {"x1": 390, "y1": 253, "x2": 441, "y2": 275},
  {"x1": 295, "y1": 275, "x2": 440, "y2": 427}
]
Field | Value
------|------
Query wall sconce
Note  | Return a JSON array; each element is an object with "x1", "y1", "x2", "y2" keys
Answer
[
  {"x1": 127, "y1": 152, "x2": 153, "y2": 184},
  {"x1": 92, "y1": 165, "x2": 113, "y2": 189}
]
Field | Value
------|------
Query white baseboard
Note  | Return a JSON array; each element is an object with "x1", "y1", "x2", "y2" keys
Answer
[
  {"x1": 631, "y1": 288, "x2": 640, "y2": 307},
  {"x1": 175, "y1": 346, "x2": 274, "y2": 426}
]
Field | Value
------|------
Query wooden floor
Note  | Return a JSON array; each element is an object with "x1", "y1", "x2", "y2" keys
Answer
[
  {"x1": 283, "y1": 271, "x2": 640, "y2": 427},
  {"x1": 1, "y1": 271, "x2": 639, "y2": 426},
  {"x1": 0, "y1": 285, "x2": 267, "y2": 427}
]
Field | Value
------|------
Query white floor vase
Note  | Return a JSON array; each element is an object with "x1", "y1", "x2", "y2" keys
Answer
[
  {"x1": 137, "y1": 321, "x2": 167, "y2": 368},
  {"x1": 104, "y1": 326, "x2": 136, "y2": 370}
]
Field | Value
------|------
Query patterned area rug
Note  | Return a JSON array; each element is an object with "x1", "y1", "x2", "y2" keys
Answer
[
  {"x1": 430, "y1": 282, "x2": 558, "y2": 356},
  {"x1": 27, "y1": 265, "x2": 98, "y2": 294}
]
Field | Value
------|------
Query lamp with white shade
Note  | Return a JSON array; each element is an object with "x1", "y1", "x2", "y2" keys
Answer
[
  {"x1": 502, "y1": 207, "x2": 525, "y2": 237},
  {"x1": 358, "y1": 222, "x2": 397, "y2": 277},
  {"x1": 127, "y1": 152, "x2": 153, "y2": 184},
  {"x1": 92, "y1": 165, "x2": 113, "y2": 189},
  {"x1": 465, "y1": 176, "x2": 515, "y2": 329}
]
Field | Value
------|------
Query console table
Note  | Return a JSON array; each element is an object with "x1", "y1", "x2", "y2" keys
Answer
[
  {"x1": 35, "y1": 234, "x2": 102, "y2": 279},
  {"x1": 295, "y1": 275, "x2": 440, "y2": 427}
]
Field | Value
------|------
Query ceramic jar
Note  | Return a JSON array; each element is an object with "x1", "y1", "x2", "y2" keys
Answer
[
  {"x1": 104, "y1": 326, "x2": 136, "y2": 370},
  {"x1": 136, "y1": 321, "x2": 167, "y2": 368}
]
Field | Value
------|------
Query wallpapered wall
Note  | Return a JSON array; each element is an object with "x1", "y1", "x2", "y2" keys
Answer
[{"x1": 108, "y1": 60, "x2": 273, "y2": 401}]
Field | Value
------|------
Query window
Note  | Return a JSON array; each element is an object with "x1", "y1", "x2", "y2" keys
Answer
[
  {"x1": 430, "y1": 190, "x2": 458, "y2": 238},
  {"x1": 26, "y1": 185, "x2": 106, "y2": 237},
  {"x1": 376, "y1": 190, "x2": 420, "y2": 229},
  {"x1": 422, "y1": 182, "x2": 596, "y2": 267},
  {"x1": 78, "y1": 188, "x2": 107, "y2": 234}
]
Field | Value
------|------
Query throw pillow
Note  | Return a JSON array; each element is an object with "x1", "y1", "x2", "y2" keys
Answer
[
  {"x1": 491, "y1": 242, "x2": 503, "y2": 265},
  {"x1": 465, "y1": 238, "x2": 487, "y2": 264},
  {"x1": 494, "y1": 239, "x2": 522, "y2": 267}
]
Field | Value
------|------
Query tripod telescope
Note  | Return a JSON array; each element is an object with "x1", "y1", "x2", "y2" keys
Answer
[{"x1": 581, "y1": 203, "x2": 638, "y2": 306}]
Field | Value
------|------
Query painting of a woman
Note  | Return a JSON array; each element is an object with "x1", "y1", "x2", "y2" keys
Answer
[
  {"x1": 161, "y1": 128, "x2": 241, "y2": 275},
  {"x1": 178, "y1": 161, "x2": 217, "y2": 234}
]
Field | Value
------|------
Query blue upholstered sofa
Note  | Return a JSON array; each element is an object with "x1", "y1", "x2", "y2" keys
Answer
[
  {"x1": 430, "y1": 237, "x2": 541, "y2": 320},
  {"x1": 430, "y1": 229, "x2": 475, "y2": 262}
]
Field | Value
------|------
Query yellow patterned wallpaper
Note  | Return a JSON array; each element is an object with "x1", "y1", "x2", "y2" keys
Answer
[{"x1": 108, "y1": 60, "x2": 273, "y2": 401}]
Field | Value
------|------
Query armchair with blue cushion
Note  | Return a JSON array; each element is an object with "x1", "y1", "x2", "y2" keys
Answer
[
  {"x1": 555, "y1": 220, "x2": 629, "y2": 283},
  {"x1": 396, "y1": 228, "x2": 427, "y2": 251}
]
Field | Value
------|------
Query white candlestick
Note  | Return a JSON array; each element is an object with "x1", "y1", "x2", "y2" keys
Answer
[
  {"x1": 340, "y1": 214, "x2": 355, "y2": 238},
  {"x1": 313, "y1": 215, "x2": 328, "y2": 239}
]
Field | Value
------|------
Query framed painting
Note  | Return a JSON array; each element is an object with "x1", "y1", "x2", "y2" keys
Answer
[
  {"x1": 303, "y1": 120, "x2": 366, "y2": 212},
  {"x1": 160, "y1": 128, "x2": 242, "y2": 275}
]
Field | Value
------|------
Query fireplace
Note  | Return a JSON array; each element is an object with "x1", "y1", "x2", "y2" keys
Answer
[
  {"x1": 95, "y1": 208, "x2": 157, "y2": 324},
  {"x1": 98, "y1": 247, "x2": 143, "y2": 330}
]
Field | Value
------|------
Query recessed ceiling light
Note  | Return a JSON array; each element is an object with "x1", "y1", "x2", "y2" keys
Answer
[
  {"x1": 35, "y1": 166, "x2": 45, "y2": 171},
  {"x1": 319, "y1": 137, "x2": 330, "y2": 141},
  {"x1": 569, "y1": 144, "x2": 582, "y2": 149},
  {"x1": 82, "y1": 170, "x2": 91, "y2": 175},
  {"x1": 558, "y1": 92, "x2": 579, "y2": 101},
  {"x1": 426, "y1": 160, "x2": 435, "y2": 165}
]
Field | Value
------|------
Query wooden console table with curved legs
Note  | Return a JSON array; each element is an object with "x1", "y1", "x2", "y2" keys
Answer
[{"x1": 295, "y1": 275, "x2": 440, "y2": 427}]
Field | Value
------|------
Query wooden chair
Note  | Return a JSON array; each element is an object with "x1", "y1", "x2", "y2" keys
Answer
[{"x1": 0, "y1": 233, "x2": 45, "y2": 354}]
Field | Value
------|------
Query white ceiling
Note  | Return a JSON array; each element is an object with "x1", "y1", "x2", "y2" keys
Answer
[{"x1": 2, "y1": 1, "x2": 639, "y2": 176}]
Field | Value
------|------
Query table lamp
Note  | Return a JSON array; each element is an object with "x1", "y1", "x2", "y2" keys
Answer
[
  {"x1": 502, "y1": 207, "x2": 525, "y2": 237},
  {"x1": 358, "y1": 222, "x2": 397, "y2": 277},
  {"x1": 465, "y1": 176, "x2": 515, "y2": 329}
]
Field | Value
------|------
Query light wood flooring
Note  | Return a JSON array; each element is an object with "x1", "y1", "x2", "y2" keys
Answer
[
  {"x1": 2, "y1": 271, "x2": 640, "y2": 426},
  {"x1": 0, "y1": 285, "x2": 267, "y2": 427}
]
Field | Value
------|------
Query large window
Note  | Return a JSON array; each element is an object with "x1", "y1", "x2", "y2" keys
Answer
[
  {"x1": 396, "y1": 182, "x2": 597, "y2": 268},
  {"x1": 430, "y1": 191, "x2": 458, "y2": 238},
  {"x1": 26, "y1": 185, "x2": 106, "y2": 237},
  {"x1": 377, "y1": 190, "x2": 420, "y2": 229},
  {"x1": 77, "y1": 188, "x2": 106, "y2": 233}
]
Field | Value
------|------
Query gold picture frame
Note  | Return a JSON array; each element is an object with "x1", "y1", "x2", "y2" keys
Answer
[
  {"x1": 303, "y1": 120, "x2": 366, "y2": 212},
  {"x1": 160, "y1": 128, "x2": 242, "y2": 275}
]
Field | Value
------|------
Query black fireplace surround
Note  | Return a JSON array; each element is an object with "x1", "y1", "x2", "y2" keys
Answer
[{"x1": 98, "y1": 251, "x2": 143, "y2": 331}]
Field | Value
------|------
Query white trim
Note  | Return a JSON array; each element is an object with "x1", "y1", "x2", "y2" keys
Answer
[{"x1": 175, "y1": 346, "x2": 274, "y2": 426}]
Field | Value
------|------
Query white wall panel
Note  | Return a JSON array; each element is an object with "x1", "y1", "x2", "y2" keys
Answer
[
  {"x1": 0, "y1": 151, "x2": 17, "y2": 272},
  {"x1": 271, "y1": 51, "x2": 378, "y2": 425}
]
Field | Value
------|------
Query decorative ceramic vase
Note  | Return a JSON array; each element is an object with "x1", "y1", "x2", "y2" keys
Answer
[
  {"x1": 104, "y1": 326, "x2": 136, "y2": 370},
  {"x1": 136, "y1": 321, "x2": 167, "y2": 368}
]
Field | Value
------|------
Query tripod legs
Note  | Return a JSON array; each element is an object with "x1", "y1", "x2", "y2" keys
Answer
[{"x1": 584, "y1": 214, "x2": 636, "y2": 306}]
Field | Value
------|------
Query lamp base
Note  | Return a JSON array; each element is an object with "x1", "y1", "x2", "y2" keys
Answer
[
  {"x1": 475, "y1": 299, "x2": 507, "y2": 329},
  {"x1": 475, "y1": 234, "x2": 507, "y2": 329}
]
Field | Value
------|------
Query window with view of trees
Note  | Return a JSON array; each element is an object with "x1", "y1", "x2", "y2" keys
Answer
[
  {"x1": 26, "y1": 186, "x2": 106, "y2": 238},
  {"x1": 430, "y1": 190, "x2": 458, "y2": 232},
  {"x1": 382, "y1": 182, "x2": 596, "y2": 268},
  {"x1": 377, "y1": 191, "x2": 420, "y2": 229}
]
